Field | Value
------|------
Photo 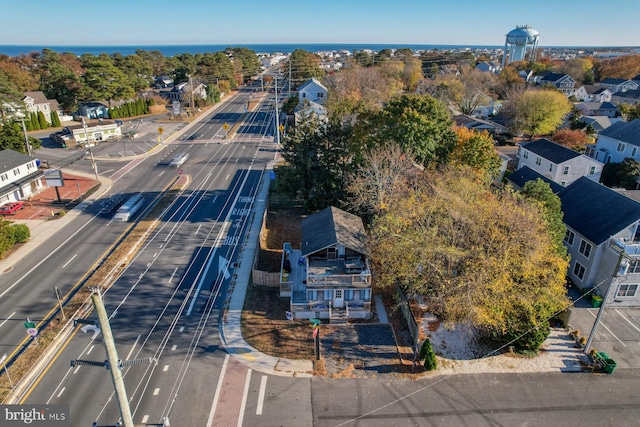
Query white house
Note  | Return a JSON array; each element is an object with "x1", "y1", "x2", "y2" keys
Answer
[
  {"x1": 560, "y1": 177, "x2": 640, "y2": 307},
  {"x1": 0, "y1": 149, "x2": 45, "y2": 205},
  {"x1": 587, "y1": 119, "x2": 640, "y2": 163},
  {"x1": 539, "y1": 73, "x2": 577, "y2": 96},
  {"x1": 578, "y1": 85, "x2": 612, "y2": 102},
  {"x1": 517, "y1": 138, "x2": 603, "y2": 187},
  {"x1": 50, "y1": 120, "x2": 122, "y2": 147},
  {"x1": 294, "y1": 100, "x2": 328, "y2": 124},
  {"x1": 297, "y1": 78, "x2": 328, "y2": 106},
  {"x1": 476, "y1": 61, "x2": 502, "y2": 74},
  {"x1": 23, "y1": 91, "x2": 59, "y2": 124}
]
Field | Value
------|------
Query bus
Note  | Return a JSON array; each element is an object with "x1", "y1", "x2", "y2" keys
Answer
[{"x1": 114, "y1": 194, "x2": 144, "y2": 222}]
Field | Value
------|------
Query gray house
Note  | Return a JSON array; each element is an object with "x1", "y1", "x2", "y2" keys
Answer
[
  {"x1": 280, "y1": 206, "x2": 372, "y2": 322},
  {"x1": 560, "y1": 177, "x2": 640, "y2": 307}
]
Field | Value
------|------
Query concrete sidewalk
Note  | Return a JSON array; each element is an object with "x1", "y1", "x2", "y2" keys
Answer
[{"x1": 218, "y1": 160, "x2": 314, "y2": 377}]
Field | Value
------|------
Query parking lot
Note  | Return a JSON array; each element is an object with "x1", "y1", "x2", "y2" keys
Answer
[{"x1": 569, "y1": 305, "x2": 640, "y2": 370}]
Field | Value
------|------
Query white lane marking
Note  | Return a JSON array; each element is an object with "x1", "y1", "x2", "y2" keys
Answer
[
  {"x1": 168, "y1": 267, "x2": 178, "y2": 284},
  {"x1": 256, "y1": 375, "x2": 267, "y2": 415},
  {"x1": 615, "y1": 309, "x2": 640, "y2": 333},
  {"x1": 147, "y1": 262, "x2": 151, "y2": 268},
  {"x1": 62, "y1": 254, "x2": 77, "y2": 269},
  {"x1": 225, "y1": 174, "x2": 230, "y2": 180},
  {"x1": 195, "y1": 224, "x2": 202, "y2": 235},
  {"x1": 238, "y1": 369, "x2": 252, "y2": 426},
  {"x1": 56, "y1": 387, "x2": 65, "y2": 398},
  {"x1": 105, "y1": 220, "x2": 113, "y2": 227},
  {"x1": 126, "y1": 335, "x2": 141, "y2": 361},
  {"x1": 179, "y1": 326, "x2": 184, "y2": 332},
  {"x1": 0, "y1": 311, "x2": 16, "y2": 329},
  {"x1": 101, "y1": 169, "x2": 114, "y2": 175},
  {"x1": 153, "y1": 252, "x2": 158, "y2": 258},
  {"x1": 163, "y1": 365, "x2": 169, "y2": 372},
  {"x1": 171, "y1": 344, "x2": 177, "y2": 351},
  {"x1": 73, "y1": 365, "x2": 81, "y2": 374},
  {"x1": 207, "y1": 354, "x2": 229, "y2": 426},
  {"x1": 159, "y1": 244, "x2": 164, "y2": 249},
  {"x1": 87, "y1": 345, "x2": 95, "y2": 355},
  {"x1": 153, "y1": 388, "x2": 160, "y2": 396},
  {"x1": 141, "y1": 415, "x2": 149, "y2": 424},
  {"x1": 211, "y1": 196, "x2": 218, "y2": 204},
  {"x1": 587, "y1": 309, "x2": 627, "y2": 346},
  {"x1": 159, "y1": 170, "x2": 165, "y2": 177}
]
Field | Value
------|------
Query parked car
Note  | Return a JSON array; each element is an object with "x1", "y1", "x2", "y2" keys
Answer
[{"x1": 0, "y1": 202, "x2": 25, "y2": 215}]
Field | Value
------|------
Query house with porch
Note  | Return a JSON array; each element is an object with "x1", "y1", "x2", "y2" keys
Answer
[
  {"x1": 597, "y1": 78, "x2": 638, "y2": 94},
  {"x1": 23, "y1": 91, "x2": 58, "y2": 124},
  {"x1": 538, "y1": 73, "x2": 577, "y2": 96},
  {"x1": 0, "y1": 149, "x2": 45, "y2": 205},
  {"x1": 280, "y1": 206, "x2": 372, "y2": 322},
  {"x1": 560, "y1": 177, "x2": 640, "y2": 307},
  {"x1": 517, "y1": 138, "x2": 603, "y2": 187},
  {"x1": 575, "y1": 101, "x2": 618, "y2": 118},
  {"x1": 577, "y1": 85, "x2": 612, "y2": 102}
]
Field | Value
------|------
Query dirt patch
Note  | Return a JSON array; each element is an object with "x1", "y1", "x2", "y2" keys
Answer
[{"x1": 241, "y1": 281, "x2": 314, "y2": 359}]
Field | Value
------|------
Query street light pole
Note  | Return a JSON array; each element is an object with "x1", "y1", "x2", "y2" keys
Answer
[
  {"x1": 274, "y1": 76, "x2": 280, "y2": 146},
  {"x1": 82, "y1": 117, "x2": 100, "y2": 181},
  {"x1": 0, "y1": 354, "x2": 14, "y2": 389},
  {"x1": 19, "y1": 118, "x2": 33, "y2": 156}
]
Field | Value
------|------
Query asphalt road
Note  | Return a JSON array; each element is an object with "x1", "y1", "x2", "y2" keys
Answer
[{"x1": 19, "y1": 86, "x2": 287, "y2": 426}]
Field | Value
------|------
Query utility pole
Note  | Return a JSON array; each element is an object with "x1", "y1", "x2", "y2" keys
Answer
[
  {"x1": 288, "y1": 60, "x2": 292, "y2": 97},
  {"x1": 20, "y1": 118, "x2": 33, "y2": 156},
  {"x1": 584, "y1": 241, "x2": 633, "y2": 354},
  {"x1": 81, "y1": 117, "x2": 100, "y2": 181},
  {"x1": 92, "y1": 289, "x2": 134, "y2": 427},
  {"x1": 274, "y1": 76, "x2": 280, "y2": 146},
  {"x1": 189, "y1": 74, "x2": 196, "y2": 118}
]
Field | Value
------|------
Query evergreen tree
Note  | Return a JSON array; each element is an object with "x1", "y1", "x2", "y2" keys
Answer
[
  {"x1": 30, "y1": 112, "x2": 40, "y2": 130},
  {"x1": 38, "y1": 111, "x2": 48, "y2": 129},
  {"x1": 50, "y1": 111, "x2": 62, "y2": 127},
  {"x1": 420, "y1": 339, "x2": 437, "y2": 371},
  {"x1": 25, "y1": 119, "x2": 33, "y2": 131}
]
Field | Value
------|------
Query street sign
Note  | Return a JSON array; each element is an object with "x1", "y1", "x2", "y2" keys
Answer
[
  {"x1": 27, "y1": 328, "x2": 38, "y2": 337},
  {"x1": 158, "y1": 127, "x2": 164, "y2": 135},
  {"x1": 24, "y1": 321, "x2": 36, "y2": 329},
  {"x1": 279, "y1": 124, "x2": 285, "y2": 133},
  {"x1": 313, "y1": 327, "x2": 319, "y2": 338},
  {"x1": 310, "y1": 318, "x2": 321, "y2": 326},
  {"x1": 223, "y1": 123, "x2": 229, "y2": 130}
]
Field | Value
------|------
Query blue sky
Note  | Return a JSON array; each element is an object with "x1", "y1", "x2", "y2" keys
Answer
[{"x1": 1, "y1": 0, "x2": 638, "y2": 46}]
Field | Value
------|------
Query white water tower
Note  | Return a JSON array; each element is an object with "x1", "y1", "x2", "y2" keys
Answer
[{"x1": 502, "y1": 25, "x2": 540, "y2": 67}]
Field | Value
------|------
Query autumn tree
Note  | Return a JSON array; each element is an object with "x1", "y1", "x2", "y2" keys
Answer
[
  {"x1": 594, "y1": 54, "x2": 640, "y2": 80},
  {"x1": 520, "y1": 178, "x2": 566, "y2": 255},
  {"x1": 550, "y1": 128, "x2": 590, "y2": 152},
  {"x1": 506, "y1": 89, "x2": 572, "y2": 137},
  {"x1": 619, "y1": 103, "x2": 640, "y2": 121},
  {"x1": 357, "y1": 94, "x2": 457, "y2": 167},
  {"x1": 368, "y1": 166, "x2": 569, "y2": 351},
  {"x1": 451, "y1": 126, "x2": 501, "y2": 178}
]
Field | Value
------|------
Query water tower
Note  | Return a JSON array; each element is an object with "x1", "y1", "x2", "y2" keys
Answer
[{"x1": 502, "y1": 25, "x2": 540, "y2": 67}]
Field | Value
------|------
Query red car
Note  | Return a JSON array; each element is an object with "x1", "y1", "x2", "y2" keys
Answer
[{"x1": 0, "y1": 202, "x2": 24, "y2": 215}]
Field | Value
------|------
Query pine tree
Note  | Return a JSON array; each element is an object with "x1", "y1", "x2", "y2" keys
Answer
[
  {"x1": 25, "y1": 119, "x2": 33, "y2": 131},
  {"x1": 420, "y1": 339, "x2": 437, "y2": 371},
  {"x1": 31, "y1": 112, "x2": 40, "y2": 130},
  {"x1": 50, "y1": 111, "x2": 62, "y2": 127},
  {"x1": 38, "y1": 111, "x2": 48, "y2": 129}
]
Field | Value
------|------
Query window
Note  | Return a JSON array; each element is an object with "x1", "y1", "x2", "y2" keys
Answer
[
  {"x1": 561, "y1": 181, "x2": 567, "y2": 187},
  {"x1": 549, "y1": 164, "x2": 553, "y2": 172},
  {"x1": 564, "y1": 229, "x2": 575, "y2": 245},
  {"x1": 579, "y1": 240, "x2": 592, "y2": 258},
  {"x1": 0, "y1": 173, "x2": 7, "y2": 182},
  {"x1": 573, "y1": 262, "x2": 586, "y2": 280},
  {"x1": 629, "y1": 260, "x2": 640, "y2": 274},
  {"x1": 307, "y1": 290, "x2": 318, "y2": 301},
  {"x1": 632, "y1": 147, "x2": 638, "y2": 157},
  {"x1": 617, "y1": 284, "x2": 638, "y2": 298},
  {"x1": 27, "y1": 162, "x2": 34, "y2": 170},
  {"x1": 302, "y1": 93, "x2": 306, "y2": 98},
  {"x1": 344, "y1": 290, "x2": 354, "y2": 300},
  {"x1": 617, "y1": 142, "x2": 626, "y2": 153},
  {"x1": 589, "y1": 165, "x2": 596, "y2": 175},
  {"x1": 317, "y1": 92, "x2": 324, "y2": 98},
  {"x1": 361, "y1": 289, "x2": 371, "y2": 301},
  {"x1": 523, "y1": 150, "x2": 528, "y2": 159},
  {"x1": 535, "y1": 157, "x2": 541, "y2": 166},
  {"x1": 324, "y1": 290, "x2": 332, "y2": 300},
  {"x1": 13, "y1": 168, "x2": 20, "y2": 176},
  {"x1": 562, "y1": 166, "x2": 570, "y2": 175}
]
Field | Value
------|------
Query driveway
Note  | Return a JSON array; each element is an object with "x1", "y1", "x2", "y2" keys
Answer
[{"x1": 568, "y1": 305, "x2": 640, "y2": 370}]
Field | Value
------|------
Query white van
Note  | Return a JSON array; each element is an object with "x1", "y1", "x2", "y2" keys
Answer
[{"x1": 169, "y1": 152, "x2": 189, "y2": 167}]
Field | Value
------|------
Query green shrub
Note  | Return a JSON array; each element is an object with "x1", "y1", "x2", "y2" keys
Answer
[
  {"x1": 10, "y1": 224, "x2": 30, "y2": 243},
  {"x1": 420, "y1": 339, "x2": 437, "y2": 371}
]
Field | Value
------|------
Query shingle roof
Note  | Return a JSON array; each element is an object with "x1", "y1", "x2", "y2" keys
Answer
[
  {"x1": 582, "y1": 85, "x2": 609, "y2": 95},
  {"x1": 600, "y1": 77, "x2": 629, "y2": 85},
  {"x1": 23, "y1": 91, "x2": 49, "y2": 104},
  {"x1": 613, "y1": 89, "x2": 640, "y2": 100},
  {"x1": 598, "y1": 119, "x2": 640, "y2": 146},
  {"x1": 519, "y1": 138, "x2": 581, "y2": 164},
  {"x1": 578, "y1": 101, "x2": 617, "y2": 110},
  {"x1": 541, "y1": 72, "x2": 572, "y2": 83},
  {"x1": 302, "y1": 206, "x2": 367, "y2": 256},
  {"x1": 559, "y1": 177, "x2": 640, "y2": 245},
  {"x1": 0, "y1": 149, "x2": 35, "y2": 172},
  {"x1": 507, "y1": 166, "x2": 564, "y2": 194},
  {"x1": 298, "y1": 77, "x2": 327, "y2": 92}
]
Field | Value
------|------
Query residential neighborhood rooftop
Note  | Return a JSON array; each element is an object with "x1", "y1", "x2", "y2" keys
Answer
[
  {"x1": 0, "y1": 149, "x2": 35, "y2": 172},
  {"x1": 302, "y1": 206, "x2": 367, "y2": 256},
  {"x1": 519, "y1": 138, "x2": 582, "y2": 164},
  {"x1": 598, "y1": 119, "x2": 640, "y2": 147},
  {"x1": 508, "y1": 166, "x2": 564, "y2": 194},
  {"x1": 559, "y1": 177, "x2": 640, "y2": 245}
]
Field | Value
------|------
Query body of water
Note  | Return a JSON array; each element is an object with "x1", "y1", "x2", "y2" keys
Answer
[{"x1": 0, "y1": 43, "x2": 506, "y2": 57}]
